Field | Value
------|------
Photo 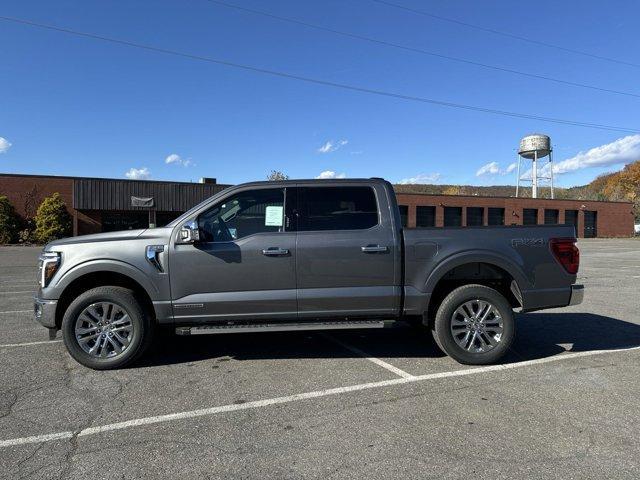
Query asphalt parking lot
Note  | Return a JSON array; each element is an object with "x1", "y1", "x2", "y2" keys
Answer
[{"x1": 1, "y1": 239, "x2": 639, "y2": 479}]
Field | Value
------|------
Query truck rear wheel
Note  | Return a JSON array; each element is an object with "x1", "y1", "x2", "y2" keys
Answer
[
  {"x1": 432, "y1": 284, "x2": 514, "y2": 365},
  {"x1": 61, "y1": 286, "x2": 154, "y2": 370}
]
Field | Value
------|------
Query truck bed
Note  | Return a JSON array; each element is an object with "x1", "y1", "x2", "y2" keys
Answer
[{"x1": 402, "y1": 224, "x2": 578, "y2": 315}]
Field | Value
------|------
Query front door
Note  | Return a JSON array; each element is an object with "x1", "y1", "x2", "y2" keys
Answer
[
  {"x1": 169, "y1": 187, "x2": 297, "y2": 323},
  {"x1": 295, "y1": 184, "x2": 399, "y2": 319}
]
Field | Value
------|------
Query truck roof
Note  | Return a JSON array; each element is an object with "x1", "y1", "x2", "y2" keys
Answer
[{"x1": 236, "y1": 178, "x2": 389, "y2": 188}]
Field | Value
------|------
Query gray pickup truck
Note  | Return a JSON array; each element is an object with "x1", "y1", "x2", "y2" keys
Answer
[{"x1": 34, "y1": 178, "x2": 583, "y2": 369}]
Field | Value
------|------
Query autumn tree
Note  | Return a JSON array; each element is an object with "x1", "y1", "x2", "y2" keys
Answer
[
  {"x1": 34, "y1": 193, "x2": 72, "y2": 243},
  {"x1": 0, "y1": 196, "x2": 19, "y2": 244},
  {"x1": 267, "y1": 170, "x2": 289, "y2": 181}
]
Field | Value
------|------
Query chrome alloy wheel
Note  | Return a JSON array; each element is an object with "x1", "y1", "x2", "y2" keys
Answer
[
  {"x1": 450, "y1": 299, "x2": 503, "y2": 353},
  {"x1": 74, "y1": 302, "x2": 134, "y2": 358}
]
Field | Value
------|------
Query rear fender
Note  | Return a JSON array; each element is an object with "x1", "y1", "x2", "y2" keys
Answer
[{"x1": 424, "y1": 250, "x2": 531, "y2": 294}]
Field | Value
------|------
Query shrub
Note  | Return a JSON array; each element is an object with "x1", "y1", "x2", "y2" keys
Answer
[
  {"x1": 34, "y1": 193, "x2": 72, "y2": 243},
  {"x1": 0, "y1": 195, "x2": 19, "y2": 244}
]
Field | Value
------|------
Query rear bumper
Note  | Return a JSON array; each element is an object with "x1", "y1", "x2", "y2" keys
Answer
[
  {"x1": 34, "y1": 296, "x2": 57, "y2": 328},
  {"x1": 569, "y1": 284, "x2": 584, "y2": 306}
]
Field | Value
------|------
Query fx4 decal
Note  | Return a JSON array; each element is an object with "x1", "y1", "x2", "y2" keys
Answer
[{"x1": 511, "y1": 238, "x2": 545, "y2": 248}]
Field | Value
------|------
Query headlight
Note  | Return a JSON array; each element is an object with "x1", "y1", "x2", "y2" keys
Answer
[{"x1": 38, "y1": 252, "x2": 61, "y2": 288}]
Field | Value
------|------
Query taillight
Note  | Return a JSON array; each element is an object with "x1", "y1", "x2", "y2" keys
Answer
[{"x1": 550, "y1": 238, "x2": 579, "y2": 274}]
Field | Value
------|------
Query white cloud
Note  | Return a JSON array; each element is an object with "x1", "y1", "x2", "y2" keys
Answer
[
  {"x1": 519, "y1": 135, "x2": 640, "y2": 180},
  {"x1": 125, "y1": 167, "x2": 151, "y2": 180},
  {"x1": 476, "y1": 161, "x2": 518, "y2": 177},
  {"x1": 552, "y1": 134, "x2": 640, "y2": 174},
  {"x1": 317, "y1": 139, "x2": 348, "y2": 154},
  {"x1": 397, "y1": 173, "x2": 442, "y2": 184},
  {"x1": 0, "y1": 137, "x2": 11, "y2": 154},
  {"x1": 165, "y1": 153, "x2": 193, "y2": 167},
  {"x1": 316, "y1": 170, "x2": 347, "y2": 179},
  {"x1": 476, "y1": 161, "x2": 501, "y2": 177}
]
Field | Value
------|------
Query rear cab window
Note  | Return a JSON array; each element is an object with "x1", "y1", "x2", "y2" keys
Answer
[{"x1": 297, "y1": 186, "x2": 379, "y2": 231}]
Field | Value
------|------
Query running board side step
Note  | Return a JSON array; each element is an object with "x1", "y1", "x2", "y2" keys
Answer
[{"x1": 175, "y1": 320, "x2": 394, "y2": 335}]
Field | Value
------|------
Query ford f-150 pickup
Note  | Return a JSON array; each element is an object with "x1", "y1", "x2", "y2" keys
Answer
[{"x1": 34, "y1": 178, "x2": 583, "y2": 369}]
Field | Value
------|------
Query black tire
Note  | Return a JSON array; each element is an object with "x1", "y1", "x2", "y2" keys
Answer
[
  {"x1": 61, "y1": 286, "x2": 154, "y2": 370},
  {"x1": 432, "y1": 284, "x2": 514, "y2": 365}
]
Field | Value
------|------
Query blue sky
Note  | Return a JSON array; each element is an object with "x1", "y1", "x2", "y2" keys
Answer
[{"x1": 1, "y1": 0, "x2": 639, "y2": 187}]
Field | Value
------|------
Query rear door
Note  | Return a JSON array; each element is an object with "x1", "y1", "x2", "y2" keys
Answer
[{"x1": 295, "y1": 183, "x2": 400, "y2": 319}]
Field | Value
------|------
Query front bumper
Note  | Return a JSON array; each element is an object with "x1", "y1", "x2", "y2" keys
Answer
[
  {"x1": 34, "y1": 296, "x2": 58, "y2": 328},
  {"x1": 569, "y1": 284, "x2": 584, "y2": 306}
]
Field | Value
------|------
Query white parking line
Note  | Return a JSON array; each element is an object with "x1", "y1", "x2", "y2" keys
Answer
[
  {"x1": 322, "y1": 333, "x2": 415, "y2": 379},
  {"x1": 0, "y1": 340, "x2": 62, "y2": 348},
  {"x1": 0, "y1": 310, "x2": 32, "y2": 315},
  {"x1": 1, "y1": 344, "x2": 638, "y2": 449}
]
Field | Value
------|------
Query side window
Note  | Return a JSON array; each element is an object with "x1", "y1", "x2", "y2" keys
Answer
[
  {"x1": 198, "y1": 188, "x2": 285, "y2": 242},
  {"x1": 298, "y1": 186, "x2": 378, "y2": 231}
]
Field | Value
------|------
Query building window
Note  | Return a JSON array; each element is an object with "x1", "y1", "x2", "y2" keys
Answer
[
  {"x1": 544, "y1": 209, "x2": 559, "y2": 225},
  {"x1": 523, "y1": 208, "x2": 538, "y2": 225},
  {"x1": 466, "y1": 207, "x2": 484, "y2": 226},
  {"x1": 398, "y1": 205, "x2": 409, "y2": 227},
  {"x1": 488, "y1": 208, "x2": 505, "y2": 226},
  {"x1": 416, "y1": 206, "x2": 435, "y2": 227},
  {"x1": 444, "y1": 207, "x2": 462, "y2": 227},
  {"x1": 564, "y1": 210, "x2": 578, "y2": 226}
]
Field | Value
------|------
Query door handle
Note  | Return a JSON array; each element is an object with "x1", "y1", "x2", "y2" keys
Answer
[
  {"x1": 262, "y1": 247, "x2": 290, "y2": 256},
  {"x1": 361, "y1": 245, "x2": 388, "y2": 253}
]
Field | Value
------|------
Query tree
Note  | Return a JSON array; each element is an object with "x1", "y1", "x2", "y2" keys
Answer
[
  {"x1": 18, "y1": 185, "x2": 41, "y2": 243},
  {"x1": 442, "y1": 186, "x2": 460, "y2": 196},
  {"x1": 0, "y1": 196, "x2": 19, "y2": 244},
  {"x1": 34, "y1": 193, "x2": 72, "y2": 243},
  {"x1": 267, "y1": 170, "x2": 289, "y2": 181}
]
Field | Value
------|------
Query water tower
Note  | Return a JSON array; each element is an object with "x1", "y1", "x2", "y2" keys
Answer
[{"x1": 515, "y1": 134, "x2": 554, "y2": 199}]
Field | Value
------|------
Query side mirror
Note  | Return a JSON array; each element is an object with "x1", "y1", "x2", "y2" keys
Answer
[{"x1": 178, "y1": 220, "x2": 200, "y2": 244}]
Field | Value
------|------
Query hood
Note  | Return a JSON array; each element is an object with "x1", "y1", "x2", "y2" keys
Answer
[{"x1": 45, "y1": 228, "x2": 153, "y2": 249}]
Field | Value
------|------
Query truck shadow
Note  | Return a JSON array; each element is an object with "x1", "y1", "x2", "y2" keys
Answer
[{"x1": 138, "y1": 312, "x2": 640, "y2": 368}]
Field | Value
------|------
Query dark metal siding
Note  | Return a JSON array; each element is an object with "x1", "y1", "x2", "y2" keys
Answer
[{"x1": 73, "y1": 179, "x2": 229, "y2": 212}]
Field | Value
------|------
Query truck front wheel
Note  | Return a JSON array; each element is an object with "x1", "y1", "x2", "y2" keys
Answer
[
  {"x1": 61, "y1": 286, "x2": 154, "y2": 370},
  {"x1": 432, "y1": 284, "x2": 514, "y2": 365}
]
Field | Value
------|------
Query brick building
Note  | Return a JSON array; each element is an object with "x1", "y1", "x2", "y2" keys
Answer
[
  {"x1": 395, "y1": 193, "x2": 634, "y2": 238},
  {"x1": 0, "y1": 173, "x2": 229, "y2": 236},
  {"x1": 0, "y1": 173, "x2": 634, "y2": 238}
]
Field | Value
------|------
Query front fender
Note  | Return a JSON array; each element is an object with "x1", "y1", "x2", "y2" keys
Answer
[{"x1": 46, "y1": 259, "x2": 161, "y2": 300}]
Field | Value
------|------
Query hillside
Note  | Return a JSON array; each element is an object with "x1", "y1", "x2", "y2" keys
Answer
[{"x1": 394, "y1": 160, "x2": 640, "y2": 220}]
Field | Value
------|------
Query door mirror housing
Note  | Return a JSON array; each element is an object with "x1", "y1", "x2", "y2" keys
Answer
[{"x1": 178, "y1": 220, "x2": 200, "y2": 244}]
